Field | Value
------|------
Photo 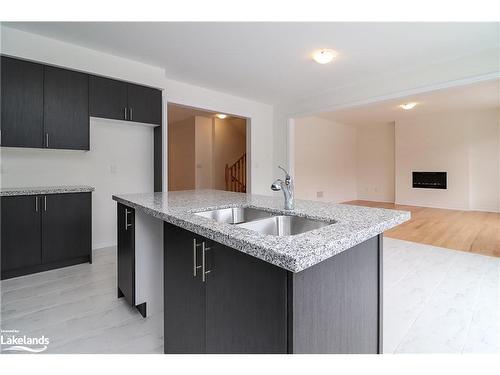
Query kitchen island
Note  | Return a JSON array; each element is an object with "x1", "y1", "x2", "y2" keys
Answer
[{"x1": 112, "y1": 189, "x2": 410, "y2": 354}]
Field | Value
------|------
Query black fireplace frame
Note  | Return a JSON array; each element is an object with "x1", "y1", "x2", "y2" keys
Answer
[{"x1": 412, "y1": 171, "x2": 447, "y2": 190}]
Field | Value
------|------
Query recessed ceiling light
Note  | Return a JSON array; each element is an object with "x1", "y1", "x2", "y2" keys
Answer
[
  {"x1": 399, "y1": 102, "x2": 418, "y2": 110},
  {"x1": 215, "y1": 114, "x2": 227, "y2": 119},
  {"x1": 312, "y1": 49, "x2": 337, "y2": 64}
]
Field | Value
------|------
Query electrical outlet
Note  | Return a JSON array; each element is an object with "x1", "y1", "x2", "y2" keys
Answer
[
  {"x1": 110, "y1": 165, "x2": 117, "y2": 174},
  {"x1": 316, "y1": 191, "x2": 324, "y2": 198}
]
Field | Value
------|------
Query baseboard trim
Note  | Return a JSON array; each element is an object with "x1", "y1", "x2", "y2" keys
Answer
[{"x1": 395, "y1": 201, "x2": 500, "y2": 213}]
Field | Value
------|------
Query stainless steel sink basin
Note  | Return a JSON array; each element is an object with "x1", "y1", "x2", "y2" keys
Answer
[
  {"x1": 194, "y1": 207, "x2": 274, "y2": 224},
  {"x1": 236, "y1": 215, "x2": 334, "y2": 236}
]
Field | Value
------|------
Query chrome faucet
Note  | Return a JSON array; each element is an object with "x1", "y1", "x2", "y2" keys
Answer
[{"x1": 271, "y1": 166, "x2": 294, "y2": 210}]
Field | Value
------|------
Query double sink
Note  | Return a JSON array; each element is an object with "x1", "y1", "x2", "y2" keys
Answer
[{"x1": 194, "y1": 207, "x2": 334, "y2": 236}]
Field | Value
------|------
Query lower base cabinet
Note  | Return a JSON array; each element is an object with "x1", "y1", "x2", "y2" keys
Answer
[
  {"x1": 164, "y1": 222, "x2": 287, "y2": 354},
  {"x1": 164, "y1": 222, "x2": 382, "y2": 354},
  {"x1": 1, "y1": 192, "x2": 92, "y2": 280}
]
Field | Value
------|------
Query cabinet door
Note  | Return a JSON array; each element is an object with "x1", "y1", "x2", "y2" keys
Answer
[
  {"x1": 164, "y1": 222, "x2": 206, "y2": 353},
  {"x1": 127, "y1": 83, "x2": 162, "y2": 125},
  {"x1": 205, "y1": 242, "x2": 288, "y2": 353},
  {"x1": 89, "y1": 76, "x2": 128, "y2": 121},
  {"x1": 1, "y1": 196, "x2": 42, "y2": 276},
  {"x1": 43, "y1": 66, "x2": 89, "y2": 150},
  {"x1": 117, "y1": 203, "x2": 135, "y2": 306},
  {"x1": 0, "y1": 56, "x2": 44, "y2": 148},
  {"x1": 41, "y1": 193, "x2": 91, "y2": 264}
]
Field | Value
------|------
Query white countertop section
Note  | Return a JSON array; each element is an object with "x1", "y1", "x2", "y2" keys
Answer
[
  {"x1": 1, "y1": 185, "x2": 95, "y2": 196},
  {"x1": 112, "y1": 190, "x2": 410, "y2": 272}
]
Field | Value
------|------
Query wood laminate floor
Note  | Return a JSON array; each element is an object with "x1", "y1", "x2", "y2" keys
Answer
[{"x1": 343, "y1": 201, "x2": 500, "y2": 257}]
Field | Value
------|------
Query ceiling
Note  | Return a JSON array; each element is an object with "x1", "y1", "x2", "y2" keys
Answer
[
  {"x1": 4, "y1": 22, "x2": 499, "y2": 104},
  {"x1": 316, "y1": 79, "x2": 500, "y2": 125}
]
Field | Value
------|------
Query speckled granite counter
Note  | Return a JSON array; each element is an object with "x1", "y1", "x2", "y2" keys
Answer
[
  {"x1": 1, "y1": 185, "x2": 95, "y2": 196},
  {"x1": 113, "y1": 190, "x2": 410, "y2": 272}
]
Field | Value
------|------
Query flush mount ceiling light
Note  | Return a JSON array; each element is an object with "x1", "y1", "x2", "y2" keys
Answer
[
  {"x1": 400, "y1": 102, "x2": 418, "y2": 110},
  {"x1": 312, "y1": 49, "x2": 337, "y2": 64},
  {"x1": 215, "y1": 114, "x2": 227, "y2": 119}
]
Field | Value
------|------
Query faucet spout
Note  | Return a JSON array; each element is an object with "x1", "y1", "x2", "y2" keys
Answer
[{"x1": 271, "y1": 166, "x2": 294, "y2": 210}]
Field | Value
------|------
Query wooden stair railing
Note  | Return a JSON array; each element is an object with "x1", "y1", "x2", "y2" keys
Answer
[{"x1": 225, "y1": 153, "x2": 246, "y2": 193}]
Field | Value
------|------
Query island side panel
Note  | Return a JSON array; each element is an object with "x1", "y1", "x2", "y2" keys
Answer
[{"x1": 289, "y1": 235, "x2": 381, "y2": 354}]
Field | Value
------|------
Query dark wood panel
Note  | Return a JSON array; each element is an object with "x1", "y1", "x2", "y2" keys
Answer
[
  {"x1": 1, "y1": 195, "x2": 42, "y2": 277},
  {"x1": 117, "y1": 203, "x2": 135, "y2": 307},
  {"x1": 0, "y1": 56, "x2": 44, "y2": 148},
  {"x1": 164, "y1": 222, "x2": 205, "y2": 354},
  {"x1": 43, "y1": 66, "x2": 89, "y2": 150},
  {"x1": 89, "y1": 75, "x2": 128, "y2": 121},
  {"x1": 290, "y1": 236, "x2": 381, "y2": 354},
  {"x1": 154, "y1": 126, "x2": 162, "y2": 191},
  {"x1": 206, "y1": 241, "x2": 288, "y2": 353},
  {"x1": 41, "y1": 193, "x2": 91, "y2": 263},
  {"x1": 127, "y1": 83, "x2": 162, "y2": 125}
]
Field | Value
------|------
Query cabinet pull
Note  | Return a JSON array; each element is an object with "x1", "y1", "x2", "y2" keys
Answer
[
  {"x1": 124, "y1": 107, "x2": 128, "y2": 120},
  {"x1": 193, "y1": 239, "x2": 202, "y2": 277},
  {"x1": 44, "y1": 196, "x2": 47, "y2": 211},
  {"x1": 45, "y1": 133, "x2": 49, "y2": 148},
  {"x1": 124, "y1": 209, "x2": 132, "y2": 230},
  {"x1": 35, "y1": 196, "x2": 38, "y2": 212},
  {"x1": 202, "y1": 242, "x2": 212, "y2": 283},
  {"x1": 129, "y1": 107, "x2": 133, "y2": 121}
]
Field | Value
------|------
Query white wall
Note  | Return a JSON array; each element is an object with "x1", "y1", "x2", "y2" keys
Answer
[
  {"x1": 294, "y1": 116, "x2": 357, "y2": 202},
  {"x1": 194, "y1": 116, "x2": 214, "y2": 189},
  {"x1": 356, "y1": 122, "x2": 395, "y2": 202},
  {"x1": 1, "y1": 119, "x2": 154, "y2": 249},
  {"x1": 395, "y1": 109, "x2": 500, "y2": 212},
  {"x1": 0, "y1": 26, "x2": 275, "y2": 249}
]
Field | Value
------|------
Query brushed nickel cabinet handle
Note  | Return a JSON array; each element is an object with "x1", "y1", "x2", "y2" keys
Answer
[
  {"x1": 44, "y1": 196, "x2": 47, "y2": 211},
  {"x1": 35, "y1": 196, "x2": 38, "y2": 212},
  {"x1": 45, "y1": 133, "x2": 49, "y2": 148},
  {"x1": 129, "y1": 107, "x2": 133, "y2": 121},
  {"x1": 124, "y1": 209, "x2": 132, "y2": 230},
  {"x1": 202, "y1": 242, "x2": 212, "y2": 282},
  {"x1": 124, "y1": 107, "x2": 128, "y2": 120},
  {"x1": 193, "y1": 239, "x2": 202, "y2": 277}
]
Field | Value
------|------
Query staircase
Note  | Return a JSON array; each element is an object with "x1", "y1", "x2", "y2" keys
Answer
[{"x1": 225, "y1": 153, "x2": 246, "y2": 193}]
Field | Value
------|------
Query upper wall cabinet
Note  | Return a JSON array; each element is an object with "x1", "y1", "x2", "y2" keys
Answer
[
  {"x1": 1, "y1": 56, "x2": 162, "y2": 152},
  {"x1": 44, "y1": 66, "x2": 89, "y2": 150},
  {"x1": 127, "y1": 83, "x2": 162, "y2": 126},
  {"x1": 89, "y1": 76, "x2": 128, "y2": 121},
  {"x1": 90, "y1": 76, "x2": 162, "y2": 126},
  {"x1": 0, "y1": 56, "x2": 44, "y2": 148}
]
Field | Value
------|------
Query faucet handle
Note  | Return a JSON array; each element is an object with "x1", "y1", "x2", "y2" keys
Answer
[{"x1": 278, "y1": 166, "x2": 291, "y2": 180}]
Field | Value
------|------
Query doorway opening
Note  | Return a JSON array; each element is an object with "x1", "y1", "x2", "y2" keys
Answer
[{"x1": 167, "y1": 103, "x2": 248, "y2": 193}]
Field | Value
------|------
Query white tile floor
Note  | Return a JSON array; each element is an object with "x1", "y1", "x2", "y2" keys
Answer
[
  {"x1": 384, "y1": 238, "x2": 500, "y2": 353},
  {"x1": 1, "y1": 238, "x2": 499, "y2": 353}
]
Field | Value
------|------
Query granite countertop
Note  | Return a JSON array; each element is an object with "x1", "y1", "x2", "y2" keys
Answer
[
  {"x1": 112, "y1": 189, "x2": 410, "y2": 273},
  {"x1": 0, "y1": 185, "x2": 95, "y2": 196}
]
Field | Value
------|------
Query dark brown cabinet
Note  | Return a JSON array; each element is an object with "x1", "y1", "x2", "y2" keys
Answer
[
  {"x1": 42, "y1": 193, "x2": 92, "y2": 263},
  {"x1": 127, "y1": 83, "x2": 162, "y2": 125},
  {"x1": 1, "y1": 195, "x2": 42, "y2": 273},
  {"x1": 163, "y1": 221, "x2": 383, "y2": 354},
  {"x1": 0, "y1": 56, "x2": 44, "y2": 148},
  {"x1": 90, "y1": 76, "x2": 162, "y2": 126},
  {"x1": 1, "y1": 193, "x2": 92, "y2": 280},
  {"x1": 89, "y1": 76, "x2": 128, "y2": 121},
  {"x1": 43, "y1": 66, "x2": 89, "y2": 150},
  {"x1": 117, "y1": 203, "x2": 136, "y2": 307},
  {"x1": 163, "y1": 222, "x2": 288, "y2": 354}
]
